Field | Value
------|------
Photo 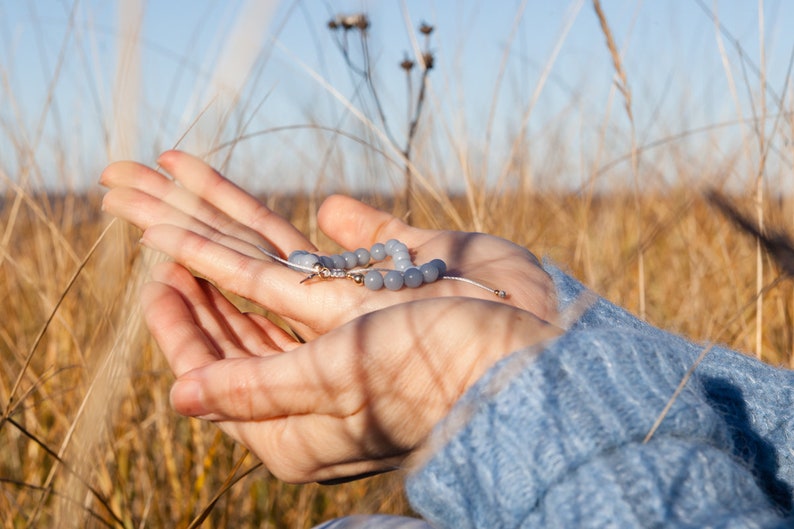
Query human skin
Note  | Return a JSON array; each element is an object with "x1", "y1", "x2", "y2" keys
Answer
[
  {"x1": 141, "y1": 262, "x2": 561, "y2": 482},
  {"x1": 101, "y1": 151, "x2": 563, "y2": 482},
  {"x1": 101, "y1": 150, "x2": 559, "y2": 336}
]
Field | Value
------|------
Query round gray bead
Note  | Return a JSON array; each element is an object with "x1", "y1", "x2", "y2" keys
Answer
[
  {"x1": 371, "y1": 243, "x2": 386, "y2": 261},
  {"x1": 420, "y1": 262, "x2": 440, "y2": 283},
  {"x1": 403, "y1": 267, "x2": 423, "y2": 288},
  {"x1": 301, "y1": 253, "x2": 320, "y2": 268},
  {"x1": 394, "y1": 258, "x2": 414, "y2": 272},
  {"x1": 355, "y1": 248, "x2": 371, "y2": 266},
  {"x1": 428, "y1": 258, "x2": 447, "y2": 276},
  {"x1": 383, "y1": 270, "x2": 404, "y2": 291},
  {"x1": 385, "y1": 239, "x2": 401, "y2": 253},
  {"x1": 391, "y1": 249, "x2": 411, "y2": 262},
  {"x1": 342, "y1": 251, "x2": 359, "y2": 269},
  {"x1": 289, "y1": 249, "x2": 309, "y2": 262},
  {"x1": 364, "y1": 270, "x2": 384, "y2": 290},
  {"x1": 388, "y1": 242, "x2": 408, "y2": 256}
]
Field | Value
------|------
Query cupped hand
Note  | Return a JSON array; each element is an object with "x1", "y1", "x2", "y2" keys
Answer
[
  {"x1": 141, "y1": 262, "x2": 562, "y2": 483},
  {"x1": 102, "y1": 151, "x2": 557, "y2": 339}
]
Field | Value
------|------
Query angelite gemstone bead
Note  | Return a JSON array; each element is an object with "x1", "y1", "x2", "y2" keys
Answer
[
  {"x1": 371, "y1": 243, "x2": 386, "y2": 261},
  {"x1": 403, "y1": 267, "x2": 423, "y2": 288},
  {"x1": 385, "y1": 239, "x2": 408, "y2": 255},
  {"x1": 301, "y1": 253, "x2": 320, "y2": 268},
  {"x1": 364, "y1": 270, "x2": 384, "y2": 290},
  {"x1": 394, "y1": 259, "x2": 414, "y2": 272},
  {"x1": 427, "y1": 258, "x2": 447, "y2": 276},
  {"x1": 331, "y1": 254, "x2": 347, "y2": 269},
  {"x1": 355, "y1": 248, "x2": 371, "y2": 266},
  {"x1": 342, "y1": 251, "x2": 359, "y2": 269},
  {"x1": 391, "y1": 249, "x2": 411, "y2": 262},
  {"x1": 383, "y1": 270, "x2": 404, "y2": 291},
  {"x1": 420, "y1": 262, "x2": 440, "y2": 283}
]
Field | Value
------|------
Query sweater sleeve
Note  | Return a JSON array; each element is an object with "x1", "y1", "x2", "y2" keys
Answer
[
  {"x1": 405, "y1": 266, "x2": 794, "y2": 529},
  {"x1": 543, "y1": 260, "x2": 654, "y2": 333}
]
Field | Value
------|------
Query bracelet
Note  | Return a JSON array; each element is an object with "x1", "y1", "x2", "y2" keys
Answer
[{"x1": 256, "y1": 239, "x2": 507, "y2": 298}]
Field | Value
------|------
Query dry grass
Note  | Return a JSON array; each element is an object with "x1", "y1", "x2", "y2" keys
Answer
[
  {"x1": 2, "y1": 1, "x2": 794, "y2": 527},
  {"x1": 2, "y1": 184, "x2": 793, "y2": 527}
]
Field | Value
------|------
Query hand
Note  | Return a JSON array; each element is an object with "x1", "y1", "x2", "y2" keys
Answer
[
  {"x1": 142, "y1": 262, "x2": 562, "y2": 483},
  {"x1": 101, "y1": 151, "x2": 557, "y2": 339}
]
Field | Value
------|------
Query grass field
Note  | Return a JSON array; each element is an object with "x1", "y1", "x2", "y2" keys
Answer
[
  {"x1": 2, "y1": 187, "x2": 793, "y2": 527},
  {"x1": 2, "y1": 1, "x2": 794, "y2": 527}
]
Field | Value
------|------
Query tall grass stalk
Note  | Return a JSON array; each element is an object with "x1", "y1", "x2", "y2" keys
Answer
[
  {"x1": 592, "y1": 0, "x2": 644, "y2": 319},
  {"x1": 755, "y1": 0, "x2": 767, "y2": 360}
]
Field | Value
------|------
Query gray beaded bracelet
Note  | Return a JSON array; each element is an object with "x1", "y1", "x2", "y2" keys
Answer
[{"x1": 256, "y1": 239, "x2": 507, "y2": 298}]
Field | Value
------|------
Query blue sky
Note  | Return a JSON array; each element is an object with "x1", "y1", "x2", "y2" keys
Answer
[{"x1": 1, "y1": 1, "x2": 793, "y2": 192}]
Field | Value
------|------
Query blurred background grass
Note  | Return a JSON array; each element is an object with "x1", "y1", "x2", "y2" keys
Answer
[{"x1": 2, "y1": 1, "x2": 794, "y2": 527}]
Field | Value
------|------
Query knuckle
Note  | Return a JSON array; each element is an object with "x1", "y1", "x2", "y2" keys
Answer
[{"x1": 225, "y1": 370, "x2": 257, "y2": 420}]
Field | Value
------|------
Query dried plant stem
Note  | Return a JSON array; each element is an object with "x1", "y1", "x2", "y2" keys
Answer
[
  {"x1": 329, "y1": 10, "x2": 433, "y2": 221},
  {"x1": 754, "y1": 0, "x2": 767, "y2": 360},
  {"x1": 592, "y1": 0, "x2": 644, "y2": 318}
]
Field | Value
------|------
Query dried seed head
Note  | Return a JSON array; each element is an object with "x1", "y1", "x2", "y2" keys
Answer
[
  {"x1": 422, "y1": 51, "x2": 435, "y2": 70},
  {"x1": 329, "y1": 13, "x2": 369, "y2": 31},
  {"x1": 400, "y1": 54, "x2": 415, "y2": 71},
  {"x1": 419, "y1": 22, "x2": 434, "y2": 35},
  {"x1": 352, "y1": 14, "x2": 370, "y2": 31}
]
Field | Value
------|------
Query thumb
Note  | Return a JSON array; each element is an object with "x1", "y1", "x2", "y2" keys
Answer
[
  {"x1": 317, "y1": 195, "x2": 428, "y2": 250},
  {"x1": 168, "y1": 342, "x2": 359, "y2": 421}
]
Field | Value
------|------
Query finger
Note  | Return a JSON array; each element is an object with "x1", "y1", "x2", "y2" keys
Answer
[
  {"x1": 317, "y1": 195, "x2": 433, "y2": 250},
  {"x1": 169, "y1": 352, "x2": 356, "y2": 421},
  {"x1": 141, "y1": 223, "x2": 380, "y2": 331},
  {"x1": 103, "y1": 166, "x2": 288, "y2": 255},
  {"x1": 244, "y1": 313, "x2": 300, "y2": 353},
  {"x1": 151, "y1": 262, "x2": 289, "y2": 358},
  {"x1": 140, "y1": 276, "x2": 222, "y2": 377},
  {"x1": 193, "y1": 275, "x2": 299, "y2": 355},
  {"x1": 102, "y1": 186, "x2": 208, "y2": 234},
  {"x1": 142, "y1": 222, "x2": 518, "y2": 333},
  {"x1": 100, "y1": 160, "x2": 175, "y2": 195},
  {"x1": 101, "y1": 160, "x2": 222, "y2": 233},
  {"x1": 157, "y1": 150, "x2": 312, "y2": 252}
]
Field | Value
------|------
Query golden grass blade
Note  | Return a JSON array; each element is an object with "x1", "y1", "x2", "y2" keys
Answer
[
  {"x1": 5, "y1": 416, "x2": 124, "y2": 527},
  {"x1": 592, "y1": 0, "x2": 645, "y2": 319},
  {"x1": 187, "y1": 454, "x2": 262, "y2": 529}
]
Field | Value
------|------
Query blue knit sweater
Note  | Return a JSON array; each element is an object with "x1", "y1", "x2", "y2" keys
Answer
[{"x1": 404, "y1": 265, "x2": 794, "y2": 528}]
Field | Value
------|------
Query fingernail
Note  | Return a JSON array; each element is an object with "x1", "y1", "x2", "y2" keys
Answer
[
  {"x1": 138, "y1": 231, "x2": 157, "y2": 250},
  {"x1": 170, "y1": 380, "x2": 207, "y2": 417},
  {"x1": 156, "y1": 150, "x2": 175, "y2": 166}
]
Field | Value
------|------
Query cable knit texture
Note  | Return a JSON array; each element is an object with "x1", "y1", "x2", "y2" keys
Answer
[{"x1": 405, "y1": 263, "x2": 794, "y2": 528}]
